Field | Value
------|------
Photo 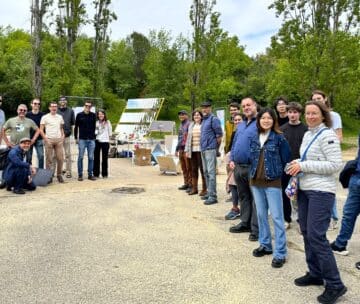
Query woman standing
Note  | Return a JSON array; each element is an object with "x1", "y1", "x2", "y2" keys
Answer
[
  {"x1": 224, "y1": 113, "x2": 243, "y2": 220},
  {"x1": 249, "y1": 108, "x2": 291, "y2": 268},
  {"x1": 287, "y1": 101, "x2": 347, "y2": 304},
  {"x1": 94, "y1": 110, "x2": 112, "y2": 178},
  {"x1": 185, "y1": 110, "x2": 206, "y2": 196}
]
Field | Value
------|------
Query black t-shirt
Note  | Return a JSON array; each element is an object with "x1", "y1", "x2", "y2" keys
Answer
[
  {"x1": 280, "y1": 122, "x2": 308, "y2": 160},
  {"x1": 26, "y1": 111, "x2": 44, "y2": 140},
  {"x1": 278, "y1": 115, "x2": 289, "y2": 126}
]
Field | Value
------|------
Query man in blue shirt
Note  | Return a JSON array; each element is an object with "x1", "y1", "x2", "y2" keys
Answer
[
  {"x1": 331, "y1": 134, "x2": 360, "y2": 269},
  {"x1": 200, "y1": 100, "x2": 223, "y2": 205},
  {"x1": 229, "y1": 97, "x2": 259, "y2": 241}
]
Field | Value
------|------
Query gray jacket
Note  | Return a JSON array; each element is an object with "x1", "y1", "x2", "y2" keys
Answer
[{"x1": 298, "y1": 123, "x2": 342, "y2": 194}]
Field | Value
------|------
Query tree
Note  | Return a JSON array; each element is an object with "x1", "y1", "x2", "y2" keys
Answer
[
  {"x1": 268, "y1": 0, "x2": 360, "y2": 114},
  {"x1": 92, "y1": 0, "x2": 117, "y2": 96},
  {"x1": 30, "y1": 0, "x2": 52, "y2": 99}
]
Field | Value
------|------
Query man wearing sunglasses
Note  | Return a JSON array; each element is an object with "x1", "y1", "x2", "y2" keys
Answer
[
  {"x1": 2, "y1": 104, "x2": 42, "y2": 151},
  {"x1": 74, "y1": 101, "x2": 97, "y2": 181}
]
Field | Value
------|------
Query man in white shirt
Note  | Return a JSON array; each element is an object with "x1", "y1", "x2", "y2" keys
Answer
[{"x1": 40, "y1": 102, "x2": 65, "y2": 183}]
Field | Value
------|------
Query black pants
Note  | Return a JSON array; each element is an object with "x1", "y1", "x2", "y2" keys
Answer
[
  {"x1": 234, "y1": 164, "x2": 258, "y2": 235},
  {"x1": 298, "y1": 190, "x2": 344, "y2": 289},
  {"x1": 94, "y1": 141, "x2": 110, "y2": 177}
]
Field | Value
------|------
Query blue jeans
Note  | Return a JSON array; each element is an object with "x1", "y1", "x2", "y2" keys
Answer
[
  {"x1": 335, "y1": 174, "x2": 360, "y2": 248},
  {"x1": 298, "y1": 190, "x2": 344, "y2": 289},
  {"x1": 78, "y1": 139, "x2": 95, "y2": 177},
  {"x1": 201, "y1": 149, "x2": 217, "y2": 199},
  {"x1": 331, "y1": 199, "x2": 339, "y2": 221},
  {"x1": 28, "y1": 139, "x2": 44, "y2": 169},
  {"x1": 251, "y1": 186, "x2": 287, "y2": 259}
]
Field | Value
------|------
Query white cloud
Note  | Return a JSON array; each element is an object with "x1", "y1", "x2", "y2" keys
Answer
[{"x1": 0, "y1": 0, "x2": 282, "y2": 56}]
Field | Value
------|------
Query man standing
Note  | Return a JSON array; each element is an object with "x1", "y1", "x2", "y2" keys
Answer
[
  {"x1": 280, "y1": 102, "x2": 308, "y2": 229},
  {"x1": 74, "y1": 100, "x2": 97, "y2": 181},
  {"x1": 176, "y1": 110, "x2": 192, "y2": 191},
  {"x1": 26, "y1": 98, "x2": 45, "y2": 168},
  {"x1": 229, "y1": 97, "x2": 259, "y2": 241},
  {"x1": 200, "y1": 100, "x2": 223, "y2": 205},
  {"x1": 40, "y1": 102, "x2": 65, "y2": 183},
  {"x1": 0, "y1": 95, "x2": 5, "y2": 143},
  {"x1": 4, "y1": 137, "x2": 36, "y2": 194},
  {"x1": 225, "y1": 101, "x2": 240, "y2": 154},
  {"x1": 57, "y1": 96, "x2": 75, "y2": 178},
  {"x1": 2, "y1": 104, "x2": 41, "y2": 150}
]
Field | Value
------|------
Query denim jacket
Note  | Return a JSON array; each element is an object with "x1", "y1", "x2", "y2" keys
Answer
[{"x1": 249, "y1": 131, "x2": 291, "y2": 180}]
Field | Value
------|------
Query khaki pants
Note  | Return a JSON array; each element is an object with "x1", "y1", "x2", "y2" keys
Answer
[{"x1": 45, "y1": 138, "x2": 64, "y2": 176}]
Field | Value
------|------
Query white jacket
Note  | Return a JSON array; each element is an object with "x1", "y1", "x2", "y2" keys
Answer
[{"x1": 298, "y1": 123, "x2": 342, "y2": 194}]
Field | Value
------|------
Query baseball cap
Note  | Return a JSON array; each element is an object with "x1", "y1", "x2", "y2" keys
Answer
[
  {"x1": 19, "y1": 137, "x2": 31, "y2": 143},
  {"x1": 178, "y1": 110, "x2": 188, "y2": 115}
]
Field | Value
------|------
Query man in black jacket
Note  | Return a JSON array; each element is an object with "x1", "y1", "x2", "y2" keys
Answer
[{"x1": 74, "y1": 101, "x2": 97, "y2": 181}]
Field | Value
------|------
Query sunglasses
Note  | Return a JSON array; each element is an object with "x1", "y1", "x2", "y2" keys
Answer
[
  {"x1": 18, "y1": 109, "x2": 27, "y2": 112},
  {"x1": 33, "y1": 103, "x2": 40, "y2": 105}
]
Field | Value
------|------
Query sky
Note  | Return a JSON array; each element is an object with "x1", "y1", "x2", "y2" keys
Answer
[{"x1": 0, "y1": 0, "x2": 282, "y2": 56}]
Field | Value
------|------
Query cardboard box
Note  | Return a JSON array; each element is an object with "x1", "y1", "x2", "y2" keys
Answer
[{"x1": 134, "y1": 148, "x2": 151, "y2": 166}]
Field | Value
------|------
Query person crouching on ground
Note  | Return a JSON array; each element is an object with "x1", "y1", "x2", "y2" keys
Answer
[
  {"x1": 185, "y1": 109, "x2": 206, "y2": 196},
  {"x1": 4, "y1": 137, "x2": 36, "y2": 194},
  {"x1": 249, "y1": 108, "x2": 291, "y2": 268}
]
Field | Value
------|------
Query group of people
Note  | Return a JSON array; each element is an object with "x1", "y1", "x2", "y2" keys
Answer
[
  {"x1": 176, "y1": 92, "x2": 359, "y2": 304},
  {"x1": 0, "y1": 97, "x2": 112, "y2": 194}
]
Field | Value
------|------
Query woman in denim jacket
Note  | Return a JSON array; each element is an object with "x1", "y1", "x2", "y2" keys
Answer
[{"x1": 249, "y1": 108, "x2": 291, "y2": 268}]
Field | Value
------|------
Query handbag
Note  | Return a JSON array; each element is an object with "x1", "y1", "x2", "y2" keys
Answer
[
  {"x1": 285, "y1": 128, "x2": 328, "y2": 201},
  {"x1": 339, "y1": 159, "x2": 358, "y2": 188}
]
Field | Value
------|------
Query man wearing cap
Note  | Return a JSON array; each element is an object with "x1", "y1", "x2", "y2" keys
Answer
[
  {"x1": 26, "y1": 98, "x2": 45, "y2": 169},
  {"x1": 200, "y1": 100, "x2": 223, "y2": 205},
  {"x1": 57, "y1": 96, "x2": 75, "y2": 178},
  {"x1": 280, "y1": 102, "x2": 308, "y2": 229},
  {"x1": 4, "y1": 137, "x2": 36, "y2": 194},
  {"x1": 176, "y1": 110, "x2": 192, "y2": 191}
]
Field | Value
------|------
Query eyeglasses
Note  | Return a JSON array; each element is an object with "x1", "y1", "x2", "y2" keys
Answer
[
  {"x1": 85, "y1": 104, "x2": 92, "y2": 107},
  {"x1": 18, "y1": 109, "x2": 27, "y2": 112}
]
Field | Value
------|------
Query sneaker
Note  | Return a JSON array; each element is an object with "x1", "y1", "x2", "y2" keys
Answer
[
  {"x1": 272, "y1": 257, "x2": 286, "y2": 268},
  {"x1": 330, "y1": 242, "x2": 349, "y2": 256},
  {"x1": 204, "y1": 198, "x2": 218, "y2": 205},
  {"x1": 78, "y1": 176, "x2": 83, "y2": 181},
  {"x1": 253, "y1": 246, "x2": 273, "y2": 257},
  {"x1": 13, "y1": 189, "x2": 25, "y2": 195},
  {"x1": 284, "y1": 222, "x2": 291, "y2": 230},
  {"x1": 201, "y1": 195, "x2": 209, "y2": 200},
  {"x1": 355, "y1": 261, "x2": 360, "y2": 270},
  {"x1": 317, "y1": 286, "x2": 347, "y2": 304},
  {"x1": 294, "y1": 272, "x2": 323, "y2": 287},
  {"x1": 328, "y1": 219, "x2": 338, "y2": 231},
  {"x1": 88, "y1": 176, "x2": 97, "y2": 181},
  {"x1": 225, "y1": 209, "x2": 240, "y2": 220}
]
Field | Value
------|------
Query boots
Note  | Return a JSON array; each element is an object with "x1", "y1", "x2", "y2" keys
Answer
[
  {"x1": 188, "y1": 177, "x2": 198, "y2": 195},
  {"x1": 198, "y1": 176, "x2": 207, "y2": 196}
]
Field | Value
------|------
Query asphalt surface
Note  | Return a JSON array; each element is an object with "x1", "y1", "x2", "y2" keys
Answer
[{"x1": 0, "y1": 155, "x2": 359, "y2": 304}]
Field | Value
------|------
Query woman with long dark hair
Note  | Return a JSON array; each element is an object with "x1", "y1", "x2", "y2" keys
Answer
[
  {"x1": 94, "y1": 109, "x2": 112, "y2": 178},
  {"x1": 249, "y1": 108, "x2": 291, "y2": 268}
]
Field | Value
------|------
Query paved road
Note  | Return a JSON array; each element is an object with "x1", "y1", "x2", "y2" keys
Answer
[{"x1": 0, "y1": 158, "x2": 359, "y2": 304}]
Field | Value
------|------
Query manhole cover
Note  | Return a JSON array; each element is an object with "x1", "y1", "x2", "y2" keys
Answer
[{"x1": 111, "y1": 187, "x2": 145, "y2": 194}]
